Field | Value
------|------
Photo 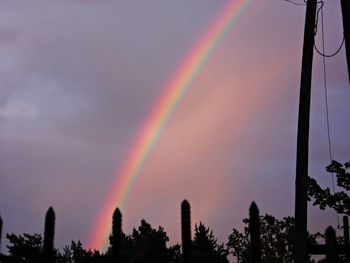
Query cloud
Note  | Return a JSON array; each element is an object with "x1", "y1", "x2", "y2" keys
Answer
[{"x1": 0, "y1": 100, "x2": 37, "y2": 119}]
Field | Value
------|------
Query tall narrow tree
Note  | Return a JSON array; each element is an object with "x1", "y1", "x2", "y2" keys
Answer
[
  {"x1": 181, "y1": 200, "x2": 192, "y2": 263},
  {"x1": 42, "y1": 207, "x2": 55, "y2": 263},
  {"x1": 112, "y1": 208, "x2": 122, "y2": 262},
  {"x1": 249, "y1": 202, "x2": 261, "y2": 263}
]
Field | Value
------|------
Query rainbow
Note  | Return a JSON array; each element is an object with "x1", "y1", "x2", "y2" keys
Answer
[{"x1": 89, "y1": 0, "x2": 253, "y2": 250}]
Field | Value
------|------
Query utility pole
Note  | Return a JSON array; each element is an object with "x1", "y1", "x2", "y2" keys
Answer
[
  {"x1": 341, "y1": 0, "x2": 350, "y2": 84},
  {"x1": 294, "y1": 1, "x2": 317, "y2": 263}
]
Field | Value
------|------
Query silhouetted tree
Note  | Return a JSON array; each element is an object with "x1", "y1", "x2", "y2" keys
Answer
[
  {"x1": 227, "y1": 215, "x2": 320, "y2": 263},
  {"x1": 181, "y1": 200, "x2": 192, "y2": 263},
  {"x1": 308, "y1": 160, "x2": 350, "y2": 216},
  {"x1": 249, "y1": 202, "x2": 261, "y2": 263},
  {"x1": 43, "y1": 207, "x2": 55, "y2": 263},
  {"x1": 56, "y1": 240, "x2": 99, "y2": 263},
  {"x1": 108, "y1": 219, "x2": 181, "y2": 263},
  {"x1": 111, "y1": 208, "x2": 122, "y2": 262},
  {"x1": 191, "y1": 222, "x2": 229, "y2": 263},
  {"x1": 167, "y1": 244, "x2": 182, "y2": 263},
  {"x1": 5, "y1": 233, "x2": 43, "y2": 262},
  {"x1": 129, "y1": 219, "x2": 169, "y2": 262},
  {"x1": 3, "y1": 234, "x2": 103, "y2": 263}
]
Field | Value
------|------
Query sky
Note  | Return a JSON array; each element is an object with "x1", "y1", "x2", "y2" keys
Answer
[{"x1": 0, "y1": 0, "x2": 350, "y2": 253}]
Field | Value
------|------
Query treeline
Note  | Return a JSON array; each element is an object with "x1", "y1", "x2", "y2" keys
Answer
[
  {"x1": 1, "y1": 200, "x2": 230, "y2": 263},
  {"x1": 0, "y1": 220, "x2": 229, "y2": 263},
  {"x1": 0, "y1": 201, "x2": 340, "y2": 263},
  {"x1": 0, "y1": 160, "x2": 349, "y2": 262}
]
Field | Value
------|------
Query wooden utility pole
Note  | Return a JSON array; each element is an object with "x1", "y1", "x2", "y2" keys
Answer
[
  {"x1": 341, "y1": 0, "x2": 350, "y2": 84},
  {"x1": 294, "y1": 1, "x2": 317, "y2": 262}
]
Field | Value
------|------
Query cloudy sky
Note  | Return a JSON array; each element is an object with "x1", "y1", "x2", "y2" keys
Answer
[{"x1": 1, "y1": 0, "x2": 349, "y2": 252}]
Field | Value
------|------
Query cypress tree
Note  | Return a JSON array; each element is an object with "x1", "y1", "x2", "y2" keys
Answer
[
  {"x1": 181, "y1": 200, "x2": 192, "y2": 263},
  {"x1": 112, "y1": 208, "x2": 122, "y2": 262},
  {"x1": 43, "y1": 207, "x2": 55, "y2": 263},
  {"x1": 249, "y1": 202, "x2": 261, "y2": 263}
]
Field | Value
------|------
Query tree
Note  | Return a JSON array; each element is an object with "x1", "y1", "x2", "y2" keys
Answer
[
  {"x1": 227, "y1": 161, "x2": 350, "y2": 263},
  {"x1": 308, "y1": 160, "x2": 350, "y2": 216},
  {"x1": 56, "y1": 240, "x2": 98, "y2": 263},
  {"x1": 108, "y1": 219, "x2": 181, "y2": 263},
  {"x1": 1, "y1": 233, "x2": 103, "y2": 263},
  {"x1": 307, "y1": 160, "x2": 350, "y2": 263},
  {"x1": 5, "y1": 233, "x2": 44, "y2": 263},
  {"x1": 227, "y1": 215, "x2": 320, "y2": 263},
  {"x1": 191, "y1": 222, "x2": 229, "y2": 263}
]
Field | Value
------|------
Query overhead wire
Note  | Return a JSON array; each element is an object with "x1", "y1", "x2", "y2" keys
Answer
[
  {"x1": 284, "y1": 0, "x2": 306, "y2": 6},
  {"x1": 314, "y1": 1, "x2": 345, "y2": 58},
  {"x1": 316, "y1": 1, "x2": 341, "y2": 227}
]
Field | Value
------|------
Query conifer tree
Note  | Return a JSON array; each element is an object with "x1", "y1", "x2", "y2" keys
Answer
[
  {"x1": 181, "y1": 200, "x2": 192, "y2": 263},
  {"x1": 112, "y1": 208, "x2": 122, "y2": 262},
  {"x1": 43, "y1": 207, "x2": 55, "y2": 263}
]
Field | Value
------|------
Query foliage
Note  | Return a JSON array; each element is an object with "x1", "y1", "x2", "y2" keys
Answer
[
  {"x1": 2, "y1": 161, "x2": 350, "y2": 262},
  {"x1": 0, "y1": 219, "x2": 181, "y2": 263},
  {"x1": 56, "y1": 241, "x2": 100, "y2": 263},
  {"x1": 191, "y1": 222, "x2": 229, "y2": 263},
  {"x1": 128, "y1": 219, "x2": 170, "y2": 262},
  {"x1": 227, "y1": 215, "x2": 321, "y2": 263},
  {"x1": 3, "y1": 233, "x2": 43, "y2": 262},
  {"x1": 308, "y1": 160, "x2": 350, "y2": 216},
  {"x1": 108, "y1": 219, "x2": 181, "y2": 263},
  {"x1": 43, "y1": 207, "x2": 55, "y2": 263}
]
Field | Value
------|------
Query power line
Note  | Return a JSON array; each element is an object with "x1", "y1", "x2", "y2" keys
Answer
[
  {"x1": 312, "y1": 0, "x2": 345, "y2": 57},
  {"x1": 314, "y1": 37, "x2": 345, "y2": 58},
  {"x1": 284, "y1": 0, "x2": 305, "y2": 6},
  {"x1": 314, "y1": 1, "x2": 344, "y2": 58},
  {"x1": 320, "y1": 6, "x2": 333, "y2": 164},
  {"x1": 318, "y1": 2, "x2": 340, "y2": 228},
  {"x1": 283, "y1": 0, "x2": 324, "y2": 7}
]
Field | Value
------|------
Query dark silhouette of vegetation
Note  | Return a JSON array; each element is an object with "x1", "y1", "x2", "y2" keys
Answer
[
  {"x1": 191, "y1": 222, "x2": 229, "y2": 263},
  {"x1": 226, "y1": 160, "x2": 350, "y2": 262},
  {"x1": 1, "y1": 161, "x2": 350, "y2": 262},
  {"x1": 308, "y1": 160, "x2": 350, "y2": 216},
  {"x1": 0, "y1": 209, "x2": 344, "y2": 263},
  {"x1": 249, "y1": 202, "x2": 261, "y2": 263},
  {"x1": 0, "y1": 223, "x2": 180, "y2": 263},
  {"x1": 57, "y1": 240, "x2": 101, "y2": 263},
  {"x1": 1, "y1": 233, "x2": 43, "y2": 262},
  {"x1": 325, "y1": 227, "x2": 338, "y2": 263},
  {"x1": 181, "y1": 199, "x2": 191, "y2": 263},
  {"x1": 43, "y1": 207, "x2": 55, "y2": 263},
  {"x1": 111, "y1": 208, "x2": 122, "y2": 263},
  {"x1": 227, "y1": 214, "x2": 321, "y2": 263},
  {"x1": 108, "y1": 218, "x2": 181, "y2": 263},
  {"x1": 127, "y1": 219, "x2": 173, "y2": 262}
]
